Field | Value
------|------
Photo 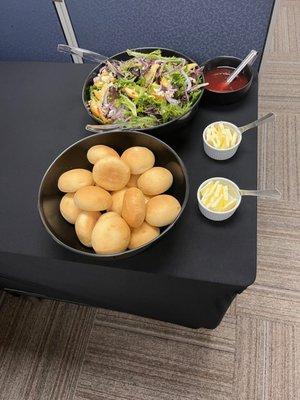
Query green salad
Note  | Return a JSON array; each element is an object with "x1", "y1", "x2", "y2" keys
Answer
[{"x1": 87, "y1": 49, "x2": 204, "y2": 128}]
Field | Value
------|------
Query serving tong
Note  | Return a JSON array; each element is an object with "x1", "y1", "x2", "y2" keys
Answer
[
  {"x1": 58, "y1": 44, "x2": 109, "y2": 63},
  {"x1": 86, "y1": 123, "x2": 135, "y2": 133}
]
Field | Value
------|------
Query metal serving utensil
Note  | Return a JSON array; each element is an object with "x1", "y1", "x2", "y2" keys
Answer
[
  {"x1": 226, "y1": 50, "x2": 258, "y2": 85},
  {"x1": 239, "y1": 188, "x2": 281, "y2": 199},
  {"x1": 57, "y1": 44, "x2": 122, "y2": 75},
  {"x1": 57, "y1": 44, "x2": 108, "y2": 63},
  {"x1": 238, "y1": 112, "x2": 275, "y2": 133},
  {"x1": 85, "y1": 123, "x2": 133, "y2": 133}
]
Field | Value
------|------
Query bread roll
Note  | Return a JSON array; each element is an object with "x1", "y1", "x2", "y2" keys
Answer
[
  {"x1": 126, "y1": 174, "x2": 140, "y2": 188},
  {"x1": 122, "y1": 187, "x2": 146, "y2": 228},
  {"x1": 74, "y1": 185, "x2": 112, "y2": 211},
  {"x1": 100, "y1": 211, "x2": 120, "y2": 221},
  {"x1": 87, "y1": 144, "x2": 119, "y2": 164},
  {"x1": 137, "y1": 167, "x2": 173, "y2": 195},
  {"x1": 58, "y1": 169, "x2": 93, "y2": 193},
  {"x1": 108, "y1": 188, "x2": 127, "y2": 215},
  {"x1": 121, "y1": 146, "x2": 155, "y2": 175},
  {"x1": 92, "y1": 156, "x2": 130, "y2": 191},
  {"x1": 129, "y1": 222, "x2": 160, "y2": 249},
  {"x1": 75, "y1": 211, "x2": 100, "y2": 247},
  {"x1": 146, "y1": 195, "x2": 181, "y2": 227},
  {"x1": 144, "y1": 195, "x2": 152, "y2": 204},
  {"x1": 59, "y1": 193, "x2": 81, "y2": 224},
  {"x1": 91, "y1": 214, "x2": 130, "y2": 254}
]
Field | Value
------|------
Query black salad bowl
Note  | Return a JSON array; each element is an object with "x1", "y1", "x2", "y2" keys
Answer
[{"x1": 82, "y1": 47, "x2": 204, "y2": 136}]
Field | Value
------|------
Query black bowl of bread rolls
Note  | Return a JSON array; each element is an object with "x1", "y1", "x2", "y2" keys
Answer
[{"x1": 38, "y1": 130, "x2": 189, "y2": 259}]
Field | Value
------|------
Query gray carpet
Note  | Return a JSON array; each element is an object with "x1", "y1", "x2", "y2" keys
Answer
[{"x1": 0, "y1": 0, "x2": 299, "y2": 398}]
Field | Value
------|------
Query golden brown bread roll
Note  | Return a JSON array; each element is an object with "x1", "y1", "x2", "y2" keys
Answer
[
  {"x1": 137, "y1": 167, "x2": 173, "y2": 196},
  {"x1": 74, "y1": 185, "x2": 112, "y2": 211},
  {"x1": 100, "y1": 211, "x2": 120, "y2": 221},
  {"x1": 87, "y1": 144, "x2": 119, "y2": 164},
  {"x1": 129, "y1": 222, "x2": 160, "y2": 249},
  {"x1": 75, "y1": 211, "x2": 100, "y2": 247},
  {"x1": 146, "y1": 194, "x2": 181, "y2": 227},
  {"x1": 122, "y1": 187, "x2": 146, "y2": 228},
  {"x1": 59, "y1": 193, "x2": 81, "y2": 224},
  {"x1": 144, "y1": 195, "x2": 153, "y2": 204},
  {"x1": 92, "y1": 156, "x2": 130, "y2": 191},
  {"x1": 126, "y1": 174, "x2": 140, "y2": 188},
  {"x1": 108, "y1": 188, "x2": 127, "y2": 215},
  {"x1": 58, "y1": 169, "x2": 93, "y2": 193},
  {"x1": 121, "y1": 146, "x2": 155, "y2": 175},
  {"x1": 91, "y1": 213, "x2": 130, "y2": 254}
]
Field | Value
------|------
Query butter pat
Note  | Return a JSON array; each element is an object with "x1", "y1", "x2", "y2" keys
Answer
[
  {"x1": 200, "y1": 181, "x2": 237, "y2": 212},
  {"x1": 205, "y1": 123, "x2": 239, "y2": 149}
]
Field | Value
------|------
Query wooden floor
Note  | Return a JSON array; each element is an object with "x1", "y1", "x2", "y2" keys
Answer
[{"x1": 0, "y1": 1, "x2": 299, "y2": 399}]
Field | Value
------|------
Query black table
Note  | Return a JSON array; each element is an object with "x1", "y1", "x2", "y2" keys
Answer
[{"x1": 0, "y1": 62, "x2": 257, "y2": 328}]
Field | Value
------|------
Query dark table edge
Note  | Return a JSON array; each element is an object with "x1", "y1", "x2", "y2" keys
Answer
[{"x1": 0, "y1": 248, "x2": 257, "y2": 289}]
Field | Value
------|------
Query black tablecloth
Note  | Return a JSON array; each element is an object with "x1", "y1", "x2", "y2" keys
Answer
[{"x1": 0, "y1": 62, "x2": 257, "y2": 328}]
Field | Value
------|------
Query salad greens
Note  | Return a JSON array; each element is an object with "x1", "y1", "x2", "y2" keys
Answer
[{"x1": 87, "y1": 49, "x2": 204, "y2": 128}]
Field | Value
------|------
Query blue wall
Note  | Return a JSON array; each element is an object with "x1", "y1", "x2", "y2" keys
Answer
[
  {"x1": 0, "y1": 1, "x2": 67, "y2": 62},
  {"x1": 0, "y1": 0, "x2": 275, "y2": 67},
  {"x1": 67, "y1": 0, "x2": 275, "y2": 69}
]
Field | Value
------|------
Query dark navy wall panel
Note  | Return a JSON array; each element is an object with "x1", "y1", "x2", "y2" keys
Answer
[
  {"x1": 68, "y1": 0, "x2": 275, "y2": 69},
  {"x1": 0, "y1": 1, "x2": 67, "y2": 62}
]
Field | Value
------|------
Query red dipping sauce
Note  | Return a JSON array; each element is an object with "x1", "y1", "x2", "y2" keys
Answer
[{"x1": 205, "y1": 66, "x2": 249, "y2": 92}]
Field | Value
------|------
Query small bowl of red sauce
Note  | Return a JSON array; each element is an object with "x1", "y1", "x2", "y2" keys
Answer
[{"x1": 202, "y1": 56, "x2": 253, "y2": 105}]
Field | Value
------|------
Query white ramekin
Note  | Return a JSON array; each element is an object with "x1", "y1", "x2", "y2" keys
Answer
[
  {"x1": 203, "y1": 121, "x2": 242, "y2": 161},
  {"x1": 197, "y1": 177, "x2": 242, "y2": 221}
]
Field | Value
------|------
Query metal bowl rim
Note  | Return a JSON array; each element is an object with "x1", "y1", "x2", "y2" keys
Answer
[{"x1": 37, "y1": 129, "x2": 190, "y2": 259}]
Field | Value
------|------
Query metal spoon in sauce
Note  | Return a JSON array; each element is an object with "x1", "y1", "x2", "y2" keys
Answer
[{"x1": 226, "y1": 50, "x2": 258, "y2": 85}]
